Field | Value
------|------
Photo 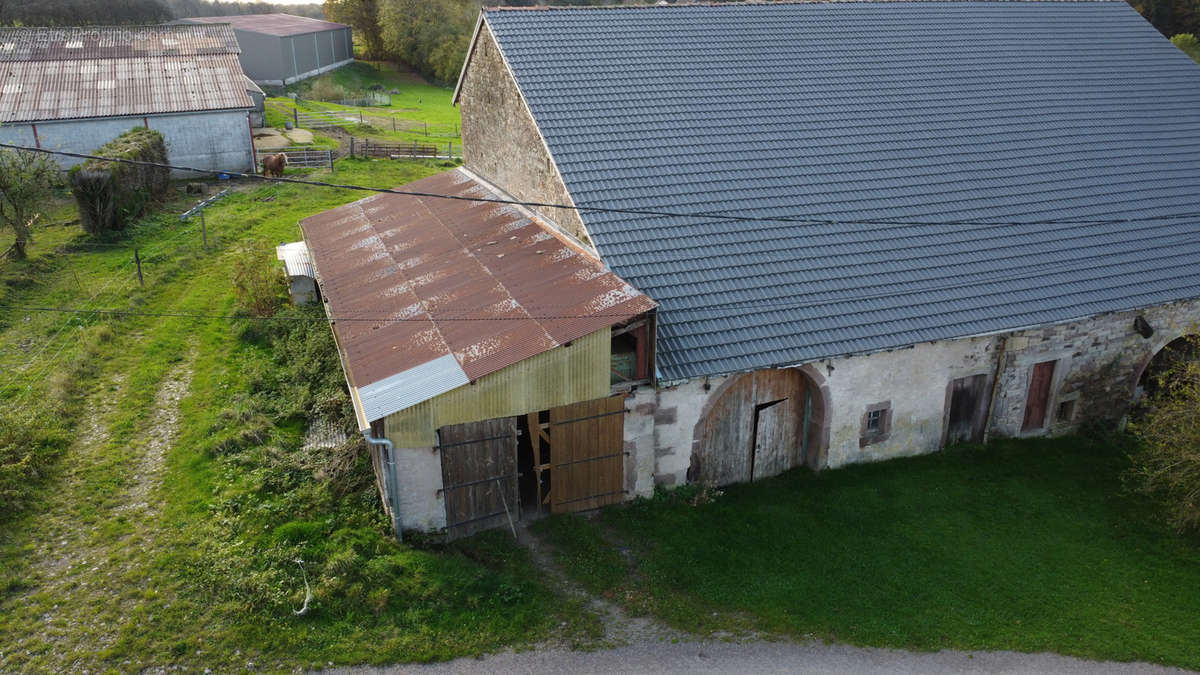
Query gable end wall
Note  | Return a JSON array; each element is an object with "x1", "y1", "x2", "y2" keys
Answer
[{"x1": 457, "y1": 22, "x2": 592, "y2": 248}]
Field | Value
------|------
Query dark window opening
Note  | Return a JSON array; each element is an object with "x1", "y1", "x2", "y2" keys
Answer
[
  {"x1": 1057, "y1": 399, "x2": 1076, "y2": 423},
  {"x1": 611, "y1": 315, "x2": 654, "y2": 387}
]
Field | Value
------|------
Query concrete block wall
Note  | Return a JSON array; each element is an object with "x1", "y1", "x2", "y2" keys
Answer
[
  {"x1": 0, "y1": 110, "x2": 255, "y2": 177},
  {"x1": 457, "y1": 22, "x2": 592, "y2": 248},
  {"x1": 385, "y1": 445, "x2": 447, "y2": 532}
]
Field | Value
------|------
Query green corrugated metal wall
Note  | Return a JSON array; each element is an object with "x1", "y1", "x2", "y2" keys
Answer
[{"x1": 384, "y1": 328, "x2": 611, "y2": 447}]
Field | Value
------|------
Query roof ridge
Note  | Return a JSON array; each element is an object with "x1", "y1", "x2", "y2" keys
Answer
[{"x1": 485, "y1": 0, "x2": 1123, "y2": 9}]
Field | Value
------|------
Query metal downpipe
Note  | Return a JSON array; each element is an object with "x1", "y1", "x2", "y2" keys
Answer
[{"x1": 362, "y1": 431, "x2": 403, "y2": 542}]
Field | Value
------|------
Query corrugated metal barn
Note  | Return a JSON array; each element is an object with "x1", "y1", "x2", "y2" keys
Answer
[
  {"x1": 0, "y1": 24, "x2": 256, "y2": 175},
  {"x1": 302, "y1": 169, "x2": 656, "y2": 540},
  {"x1": 178, "y1": 14, "x2": 352, "y2": 86}
]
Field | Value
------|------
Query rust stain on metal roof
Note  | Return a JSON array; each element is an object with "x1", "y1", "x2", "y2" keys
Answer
[
  {"x1": 301, "y1": 168, "x2": 656, "y2": 391},
  {"x1": 0, "y1": 24, "x2": 251, "y2": 123}
]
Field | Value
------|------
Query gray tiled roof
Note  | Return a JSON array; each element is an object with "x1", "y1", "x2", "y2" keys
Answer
[{"x1": 484, "y1": 1, "x2": 1200, "y2": 380}]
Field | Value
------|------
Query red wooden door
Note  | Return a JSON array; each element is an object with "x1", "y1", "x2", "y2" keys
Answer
[{"x1": 1021, "y1": 361, "x2": 1056, "y2": 431}]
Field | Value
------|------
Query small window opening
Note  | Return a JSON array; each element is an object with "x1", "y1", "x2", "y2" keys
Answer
[
  {"x1": 1057, "y1": 399, "x2": 1076, "y2": 423},
  {"x1": 866, "y1": 408, "x2": 883, "y2": 432}
]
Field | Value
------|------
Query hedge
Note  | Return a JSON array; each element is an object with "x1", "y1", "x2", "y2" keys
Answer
[{"x1": 70, "y1": 128, "x2": 169, "y2": 234}]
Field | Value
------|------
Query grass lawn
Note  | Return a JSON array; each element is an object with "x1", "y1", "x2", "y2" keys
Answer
[
  {"x1": 267, "y1": 61, "x2": 462, "y2": 147},
  {"x1": 535, "y1": 437, "x2": 1200, "y2": 671},
  {"x1": 0, "y1": 158, "x2": 591, "y2": 671}
]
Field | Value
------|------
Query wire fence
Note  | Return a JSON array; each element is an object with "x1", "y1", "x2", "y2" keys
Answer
[{"x1": 347, "y1": 137, "x2": 459, "y2": 160}]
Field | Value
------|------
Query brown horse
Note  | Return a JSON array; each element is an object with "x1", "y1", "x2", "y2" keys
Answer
[{"x1": 261, "y1": 153, "x2": 287, "y2": 178}]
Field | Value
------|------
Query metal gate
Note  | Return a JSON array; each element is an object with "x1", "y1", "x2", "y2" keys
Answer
[
  {"x1": 549, "y1": 396, "x2": 626, "y2": 513},
  {"x1": 438, "y1": 417, "x2": 519, "y2": 541}
]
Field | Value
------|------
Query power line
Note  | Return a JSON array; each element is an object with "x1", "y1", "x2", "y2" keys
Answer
[{"x1": 4, "y1": 142, "x2": 1200, "y2": 230}]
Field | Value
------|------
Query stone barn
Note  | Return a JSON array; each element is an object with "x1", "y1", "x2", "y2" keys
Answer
[
  {"x1": 449, "y1": 1, "x2": 1200, "y2": 492},
  {"x1": 314, "y1": 0, "x2": 1200, "y2": 539},
  {"x1": 177, "y1": 14, "x2": 353, "y2": 87},
  {"x1": 0, "y1": 24, "x2": 256, "y2": 175}
]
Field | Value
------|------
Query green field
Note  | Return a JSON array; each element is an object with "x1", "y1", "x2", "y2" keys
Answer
[
  {"x1": 0, "y1": 159, "x2": 593, "y2": 671},
  {"x1": 266, "y1": 61, "x2": 462, "y2": 148},
  {"x1": 535, "y1": 437, "x2": 1200, "y2": 671}
]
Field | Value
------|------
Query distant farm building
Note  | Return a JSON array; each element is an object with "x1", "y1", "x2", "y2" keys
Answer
[
  {"x1": 0, "y1": 24, "x2": 256, "y2": 175},
  {"x1": 177, "y1": 14, "x2": 353, "y2": 86}
]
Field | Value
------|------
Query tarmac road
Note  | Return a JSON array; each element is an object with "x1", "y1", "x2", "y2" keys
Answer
[{"x1": 333, "y1": 638, "x2": 1192, "y2": 675}]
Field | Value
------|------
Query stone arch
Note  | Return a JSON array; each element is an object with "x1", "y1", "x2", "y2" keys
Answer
[
  {"x1": 1133, "y1": 333, "x2": 1200, "y2": 402},
  {"x1": 689, "y1": 365, "x2": 830, "y2": 486}
]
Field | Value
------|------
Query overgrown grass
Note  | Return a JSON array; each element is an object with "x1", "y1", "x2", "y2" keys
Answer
[
  {"x1": 537, "y1": 437, "x2": 1200, "y2": 670},
  {"x1": 0, "y1": 158, "x2": 584, "y2": 671}
]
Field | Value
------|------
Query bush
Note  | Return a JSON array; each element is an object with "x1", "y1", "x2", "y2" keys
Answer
[
  {"x1": 308, "y1": 78, "x2": 347, "y2": 102},
  {"x1": 69, "y1": 128, "x2": 169, "y2": 234},
  {"x1": 1129, "y1": 335, "x2": 1200, "y2": 532},
  {"x1": 230, "y1": 240, "x2": 288, "y2": 318}
]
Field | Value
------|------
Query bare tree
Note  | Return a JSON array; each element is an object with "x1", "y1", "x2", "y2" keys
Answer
[{"x1": 0, "y1": 149, "x2": 60, "y2": 260}]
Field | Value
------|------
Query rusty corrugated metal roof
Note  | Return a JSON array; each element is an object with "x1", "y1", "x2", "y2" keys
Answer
[
  {"x1": 182, "y1": 14, "x2": 348, "y2": 37},
  {"x1": 0, "y1": 25, "x2": 252, "y2": 123},
  {"x1": 301, "y1": 168, "x2": 656, "y2": 420}
]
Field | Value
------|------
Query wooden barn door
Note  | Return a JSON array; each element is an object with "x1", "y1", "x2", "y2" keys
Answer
[
  {"x1": 695, "y1": 370, "x2": 808, "y2": 485},
  {"x1": 750, "y1": 370, "x2": 805, "y2": 481},
  {"x1": 549, "y1": 396, "x2": 626, "y2": 513},
  {"x1": 438, "y1": 417, "x2": 518, "y2": 542},
  {"x1": 1022, "y1": 360, "x2": 1056, "y2": 432},
  {"x1": 946, "y1": 374, "x2": 989, "y2": 445}
]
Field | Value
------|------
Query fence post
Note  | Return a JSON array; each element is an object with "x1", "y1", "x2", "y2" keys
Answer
[
  {"x1": 359, "y1": 112, "x2": 363, "y2": 124},
  {"x1": 350, "y1": 137, "x2": 355, "y2": 158},
  {"x1": 293, "y1": 108, "x2": 298, "y2": 128},
  {"x1": 135, "y1": 249, "x2": 144, "y2": 288},
  {"x1": 392, "y1": 117, "x2": 396, "y2": 132},
  {"x1": 448, "y1": 141, "x2": 453, "y2": 159},
  {"x1": 200, "y1": 210, "x2": 208, "y2": 250},
  {"x1": 412, "y1": 141, "x2": 416, "y2": 157},
  {"x1": 327, "y1": 149, "x2": 333, "y2": 171}
]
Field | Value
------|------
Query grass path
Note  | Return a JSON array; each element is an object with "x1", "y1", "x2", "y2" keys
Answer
[{"x1": 1, "y1": 347, "x2": 194, "y2": 670}]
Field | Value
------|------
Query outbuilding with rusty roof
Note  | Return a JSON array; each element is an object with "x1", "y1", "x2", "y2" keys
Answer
[
  {"x1": 301, "y1": 168, "x2": 656, "y2": 539},
  {"x1": 0, "y1": 24, "x2": 256, "y2": 175},
  {"x1": 177, "y1": 14, "x2": 352, "y2": 86}
]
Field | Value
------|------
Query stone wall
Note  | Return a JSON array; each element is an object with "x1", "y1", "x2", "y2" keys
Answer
[
  {"x1": 625, "y1": 298, "x2": 1200, "y2": 486},
  {"x1": 989, "y1": 298, "x2": 1200, "y2": 437},
  {"x1": 457, "y1": 22, "x2": 593, "y2": 248}
]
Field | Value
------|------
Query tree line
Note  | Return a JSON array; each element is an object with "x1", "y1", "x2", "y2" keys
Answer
[
  {"x1": 325, "y1": 0, "x2": 1200, "y2": 86},
  {"x1": 0, "y1": 0, "x2": 323, "y2": 26}
]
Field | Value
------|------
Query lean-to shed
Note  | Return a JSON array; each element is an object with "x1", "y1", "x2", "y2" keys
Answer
[{"x1": 301, "y1": 168, "x2": 656, "y2": 539}]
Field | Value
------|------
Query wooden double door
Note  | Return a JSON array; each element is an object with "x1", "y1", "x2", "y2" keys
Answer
[
  {"x1": 438, "y1": 396, "x2": 625, "y2": 541},
  {"x1": 694, "y1": 370, "x2": 813, "y2": 486}
]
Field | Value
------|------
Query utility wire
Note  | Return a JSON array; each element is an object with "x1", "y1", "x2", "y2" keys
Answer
[{"x1": 5, "y1": 142, "x2": 1200, "y2": 230}]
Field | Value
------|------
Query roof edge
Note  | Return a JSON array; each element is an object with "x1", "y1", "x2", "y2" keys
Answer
[{"x1": 451, "y1": 11, "x2": 487, "y2": 105}]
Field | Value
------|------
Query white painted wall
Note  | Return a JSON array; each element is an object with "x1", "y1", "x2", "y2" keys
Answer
[
  {"x1": 820, "y1": 337, "x2": 997, "y2": 468},
  {"x1": 388, "y1": 446, "x2": 446, "y2": 532},
  {"x1": 0, "y1": 110, "x2": 255, "y2": 177}
]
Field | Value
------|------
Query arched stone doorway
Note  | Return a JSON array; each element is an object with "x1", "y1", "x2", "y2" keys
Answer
[
  {"x1": 690, "y1": 367, "x2": 828, "y2": 486},
  {"x1": 1135, "y1": 335, "x2": 1199, "y2": 402}
]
